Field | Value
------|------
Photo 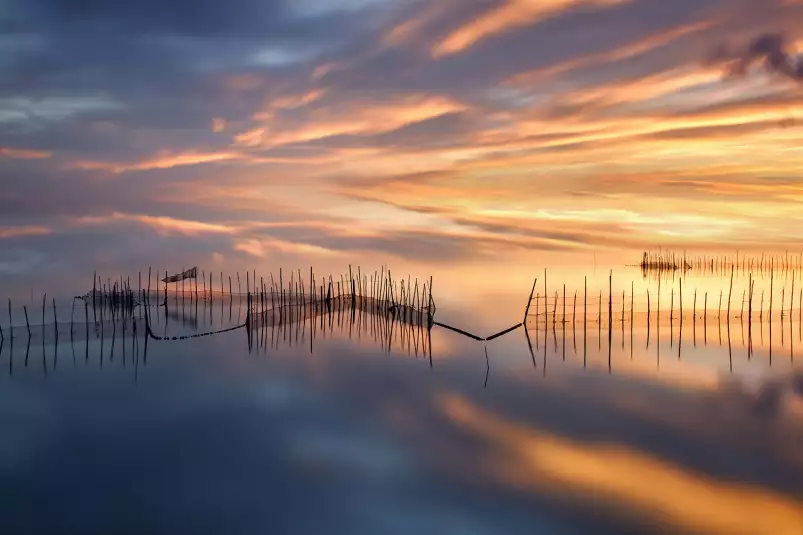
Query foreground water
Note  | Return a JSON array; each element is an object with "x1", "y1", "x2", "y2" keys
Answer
[{"x1": 1, "y1": 266, "x2": 802, "y2": 534}]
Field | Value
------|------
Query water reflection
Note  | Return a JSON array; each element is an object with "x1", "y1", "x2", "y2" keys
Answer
[{"x1": 0, "y1": 276, "x2": 801, "y2": 534}]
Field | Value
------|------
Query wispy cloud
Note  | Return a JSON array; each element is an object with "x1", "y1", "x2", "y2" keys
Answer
[
  {"x1": 0, "y1": 147, "x2": 52, "y2": 159},
  {"x1": 2, "y1": 0, "x2": 803, "y2": 265},
  {"x1": 0, "y1": 225, "x2": 53, "y2": 239}
]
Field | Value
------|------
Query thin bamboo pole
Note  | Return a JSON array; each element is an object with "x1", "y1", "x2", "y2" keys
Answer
[
  {"x1": 727, "y1": 266, "x2": 734, "y2": 322},
  {"x1": 769, "y1": 262, "x2": 774, "y2": 321},
  {"x1": 24, "y1": 305, "x2": 31, "y2": 338}
]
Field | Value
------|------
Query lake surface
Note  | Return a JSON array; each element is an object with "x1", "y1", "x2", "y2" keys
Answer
[{"x1": 1, "y1": 262, "x2": 802, "y2": 534}]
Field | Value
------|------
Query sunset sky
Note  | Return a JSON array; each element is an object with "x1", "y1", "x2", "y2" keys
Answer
[{"x1": 2, "y1": 0, "x2": 803, "y2": 282}]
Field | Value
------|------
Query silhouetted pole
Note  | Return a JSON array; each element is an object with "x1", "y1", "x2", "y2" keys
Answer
[
  {"x1": 24, "y1": 305, "x2": 31, "y2": 339},
  {"x1": 523, "y1": 278, "x2": 537, "y2": 323},
  {"x1": 727, "y1": 266, "x2": 734, "y2": 324}
]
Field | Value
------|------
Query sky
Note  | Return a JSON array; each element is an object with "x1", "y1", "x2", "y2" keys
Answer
[{"x1": 2, "y1": 0, "x2": 803, "y2": 286}]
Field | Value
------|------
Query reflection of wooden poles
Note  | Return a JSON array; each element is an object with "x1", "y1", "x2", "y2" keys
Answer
[
  {"x1": 741, "y1": 289, "x2": 745, "y2": 320},
  {"x1": 670, "y1": 287, "x2": 674, "y2": 323},
  {"x1": 598, "y1": 290, "x2": 602, "y2": 325},
  {"x1": 52, "y1": 297, "x2": 58, "y2": 343},
  {"x1": 769, "y1": 262, "x2": 774, "y2": 321},
  {"x1": 760, "y1": 291, "x2": 764, "y2": 322},
  {"x1": 597, "y1": 290, "x2": 602, "y2": 353},
  {"x1": 630, "y1": 281, "x2": 634, "y2": 359},
  {"x1": 608, "y1": 271, "x2": 612, "y2": 373},
  {"x1": 553, "y1": 291, "x2": 558, "y2": 326},
  {"x1": 657, "y1": 276, "x2": 661, "y2": 325},
  {"x1": 621, "y1": 290, "x2": 625, "y2": 325},
  {"x1": 678, "y1": 280, "x2": 683, "y2": 359},
  {"x1": 544, "y1": 270, "x2": 548, "y2": 329},
  {"x1": 791, "y1": 273, "x2": 795, "y2": 325},
  {"x1": 524, "y1": 321, "x2": 536, "y2": 368},
  {"x1": 748, "y1": 275, "x2": 753, "y2": 357},
  {"x1": 702, "y1": 293, "x2": 708, "y2": 344},
  {"x1": 584, "y1": 276, "x2": 587, "y2": 367}
]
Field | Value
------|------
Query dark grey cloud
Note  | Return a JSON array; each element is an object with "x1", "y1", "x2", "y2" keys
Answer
[
  {"x1": 719, "y1": 33, "x2": 803, "y2": 82},
  {"x1": 0, "y1": 0, "x2": 395, "y2": 160},
  {"x1": 6, "y1": 0, "x2": 368, "y2": 41}
]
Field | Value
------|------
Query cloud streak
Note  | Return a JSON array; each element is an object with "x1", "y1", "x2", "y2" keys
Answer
[{"x1": 3, "y1": 0, "x2": 803, "y2": 272}]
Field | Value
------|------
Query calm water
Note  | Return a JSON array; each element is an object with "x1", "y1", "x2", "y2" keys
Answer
[{"x1": 1, "y1": 263, "x2": 802, "y2": 535}]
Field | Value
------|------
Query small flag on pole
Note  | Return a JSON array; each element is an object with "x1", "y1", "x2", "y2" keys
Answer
[{"x1": 162, "y1": 267, "x2": 198, "y2": 284}]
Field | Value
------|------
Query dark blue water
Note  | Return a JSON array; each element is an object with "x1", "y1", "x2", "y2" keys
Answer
[{"x1": 1, "y1": 298, "x2": 801, "y2": 535}]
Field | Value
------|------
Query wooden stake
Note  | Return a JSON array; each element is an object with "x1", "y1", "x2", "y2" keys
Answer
[
  {"x1": 727, "y1": 266, "x2": 734, "y2": 322},
  {"x1": 24, "y1": 305, "x2": 31, "y2": 338},
  {"x1": 523, "y1": 278, "x2": 537, "y2": 322}
]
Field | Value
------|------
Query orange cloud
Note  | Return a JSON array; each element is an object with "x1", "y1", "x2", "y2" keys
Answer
[
  {"x1": 270, "y1": 89, "x2": 326, "y2": 110},
  {"x1": 75, "y1": 213, "x2": 236, "y2": 236},
  {"x1": 211, "y1": 118, "x2": 228, "y2": 132},
  {"x1": 0, "y1": 226, "x2": 53, "y2": 239},
  {"x1": 65, "y1": 149, "x2": 311, "y2": 174},
  {"x1": 382, "y1": 1, "x2": 457, "y2": 48},
  {"x1": 240, "y1": 94, "x2": 466, "y2": 148},
  {"x1": 67, "y1": 150, "x2": 244, "y2": 173},
  {"x1": 0, "y1": 147, "x2": 52, "y2": 159},
  {"x1": 432, "y1": 0, "x2": 632, "y2": 57},
  {"x1": 234, "y1": 238, "x2": 266, "y2": 257},
  {"x1": 234, "y1": 237, "x2": 337, "y2": 257}
]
